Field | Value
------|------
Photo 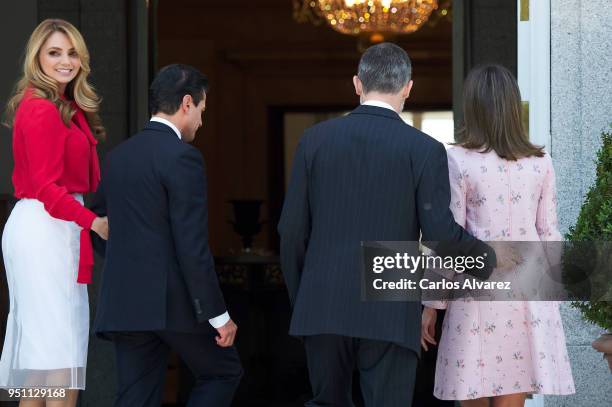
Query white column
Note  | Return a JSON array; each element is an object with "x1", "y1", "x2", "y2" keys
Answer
[
  {"x1": 517, "y1": 0, "x2": 551, "y2": 151},
  {"x1": 520, "y1": 2, "x2": 552, "y2": 404}
]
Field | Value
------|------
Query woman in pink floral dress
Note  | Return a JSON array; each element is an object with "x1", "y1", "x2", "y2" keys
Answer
[{"x1": 421, "y1": 65, "x2": 575, "y2": 406}]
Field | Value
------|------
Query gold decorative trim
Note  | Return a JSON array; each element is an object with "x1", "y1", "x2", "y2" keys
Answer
[
  {"x1": 520, "y1": 0, "x2": 530, "y2": 21},
  {"x1": 522, "y1": 101, "x2": 530, "y2": 138}
]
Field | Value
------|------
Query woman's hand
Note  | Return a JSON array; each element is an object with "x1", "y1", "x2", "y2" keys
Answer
[
  {"x1": 421, "y1": 306, "x2": 438, "y2": 351},
  {"x1": 91, "y1": 216, "x2": 109, "y2": 240}
]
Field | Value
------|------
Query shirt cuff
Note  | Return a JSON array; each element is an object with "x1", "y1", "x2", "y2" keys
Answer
[{"x1": 208, "y1": 311, "x2": 230, "y2": 328}]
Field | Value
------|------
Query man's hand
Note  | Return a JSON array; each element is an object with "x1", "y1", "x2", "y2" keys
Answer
[
  {"x1": 91, "y1": 216, "x2": 109, "y2": 240},
  {"x1": 592, "y1": 334, "x2": 612, "y2": 372},
  {"x1": 490, "y1": 241, "x2": 523, "y2": 270},
  {"x1": 421, "y1": 306, "x2": 437, "y2": 351},
  {"x1": 215, "y1": 319, "x2": 238, "y2": 347}
]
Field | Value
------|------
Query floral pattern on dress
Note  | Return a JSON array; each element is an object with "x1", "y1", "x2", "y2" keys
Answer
[{"x1": 423, "y1": 146, "x2": 575, "y2": 400}]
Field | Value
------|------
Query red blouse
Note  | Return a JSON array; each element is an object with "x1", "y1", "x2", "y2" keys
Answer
[{"x1": 12, "y1": 90, "x2": 101, "y2": 284}]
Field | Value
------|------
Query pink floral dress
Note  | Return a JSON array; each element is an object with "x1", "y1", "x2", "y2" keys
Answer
[{"x1": 424, "y1": 146, "x2": 576, "y2": 400}]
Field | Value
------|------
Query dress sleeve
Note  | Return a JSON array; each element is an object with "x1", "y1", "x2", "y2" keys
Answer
[
  {"x1": 536, "y1": 154, "x2": 563, "y2": 241},
  {"x1": 446, "y1": 149, "x2": 468, "y2": 228},
  {"x1": 422, "y1": 150, "x2": 467, "y2": 309},
  {"x1": 20, "y1": 99, "x2": 96, "y2": 229},
  {"x1": 422, "y1": 149, "x2": 468, "y2": 311}
]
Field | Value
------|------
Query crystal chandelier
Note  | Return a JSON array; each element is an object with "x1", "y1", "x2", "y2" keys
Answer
[{"x1": 294, "y1": 0, "x2": 444, "y2": 42}]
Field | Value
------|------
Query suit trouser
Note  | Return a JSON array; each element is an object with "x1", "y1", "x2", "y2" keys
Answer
[
  {"x1": 303, "y1": 334, "x2": 417, "y2": 407},
  {"x1": 111, "y1": 330, "x2": 243, "y2": 407}
]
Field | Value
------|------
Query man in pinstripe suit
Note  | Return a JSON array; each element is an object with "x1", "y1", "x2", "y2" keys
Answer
[{"x1": 278, "y1": 43, "x2": 496, "y2": 407}]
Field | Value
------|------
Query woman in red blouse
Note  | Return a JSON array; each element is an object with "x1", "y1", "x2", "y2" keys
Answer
[{"x1": 0, "y1": 19, "x2": 107, "y2": 406}]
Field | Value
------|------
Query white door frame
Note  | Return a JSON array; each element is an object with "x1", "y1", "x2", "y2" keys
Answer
[
  {"x1": 517, "y1": 0, "x2": 551, "y2": 153},
  {"x1": 518, "y1": 3, "x2": 550, "y2": 405}
]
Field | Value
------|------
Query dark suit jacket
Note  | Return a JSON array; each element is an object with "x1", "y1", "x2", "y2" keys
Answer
[
  {"x1": 278, "y1": 105, "x2": 495, "y2": 353},
  {"x1": 91, "y1": 121, "x2": 226, "y2": 335}
]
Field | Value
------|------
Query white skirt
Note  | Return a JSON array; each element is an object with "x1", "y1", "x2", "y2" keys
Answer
[{"x1": 0, "y1": 196, "x2": 88, "y2": 389}]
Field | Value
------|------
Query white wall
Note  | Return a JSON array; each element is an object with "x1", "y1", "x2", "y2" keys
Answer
[{"x1": 548, "y1": 0, "x2": 612, "y2": 405}]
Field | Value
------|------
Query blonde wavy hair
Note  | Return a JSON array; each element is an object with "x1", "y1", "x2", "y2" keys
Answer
[{"x1": 3, "y1": 19, "x2": 105, "y2": 140}]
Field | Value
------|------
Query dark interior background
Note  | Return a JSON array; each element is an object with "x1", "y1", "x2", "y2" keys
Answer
[{"x1": 0, "y1": 1, "x2": 516, "y2": 406}]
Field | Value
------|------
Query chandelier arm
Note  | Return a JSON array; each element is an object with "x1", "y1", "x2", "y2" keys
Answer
[{"x1": 293, "y1": 0, "x2": 452, "y2": 36}]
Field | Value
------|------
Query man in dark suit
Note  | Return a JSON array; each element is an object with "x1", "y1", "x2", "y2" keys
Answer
[
  {"x1": 91, "y1": 64, "x2": 242, "y2": 407},
  {"x1": 278, "y1": 43, "x2": 496, "y2": 406}
]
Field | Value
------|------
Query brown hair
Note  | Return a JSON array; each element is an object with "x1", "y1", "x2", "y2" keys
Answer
[
  {"x1": 455, "y1": 64, "x2": 543, "y2": 160},
  {"x1": 3, "y1": 19, "x2": 105, "y2": 140}
]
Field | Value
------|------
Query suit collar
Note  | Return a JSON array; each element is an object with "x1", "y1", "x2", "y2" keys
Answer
[
  {"x1": 362, "y1": 100, "x2": 395, "y2": 111},
  {"x1": 350, "y1": 104, "x2": 403, "y2": 121},
  {"x1": 150, "y1": 116, "x2": 182, "y2": 139},
  {"x1": 143, "y1": 120, "x2": 182, "y2": 139}
]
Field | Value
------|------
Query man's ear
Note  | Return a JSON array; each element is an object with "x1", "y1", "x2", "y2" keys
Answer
[
  {"x1": 181, "y1": 94, "x2": 193, "y2": 112},
  {"x1": 353, "y1": 75, "x2": 363, "y2": 96},
  {"x1": 402, "y1": 80, "x2": 413, "y2": 99}
]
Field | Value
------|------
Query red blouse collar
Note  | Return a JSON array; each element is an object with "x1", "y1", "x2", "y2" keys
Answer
[{"x1": 24, "y1": 87, "x2": 97, "y2": 145}]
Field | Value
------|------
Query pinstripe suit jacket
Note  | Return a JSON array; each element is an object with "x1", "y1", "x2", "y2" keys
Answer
[{"x1": 278, "y1": 105, "x2": 494, "y2": 353}]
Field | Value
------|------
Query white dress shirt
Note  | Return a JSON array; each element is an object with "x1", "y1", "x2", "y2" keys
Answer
[
  {"x1": 149, "y1": 116, "x2": 230, "y2": 329},
  {"x1": 150, "y1": 116, "x2": 182, "y2": 139},
  {"x1": 361, "y1": 100, "x2": 395, "y2": 112}
]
